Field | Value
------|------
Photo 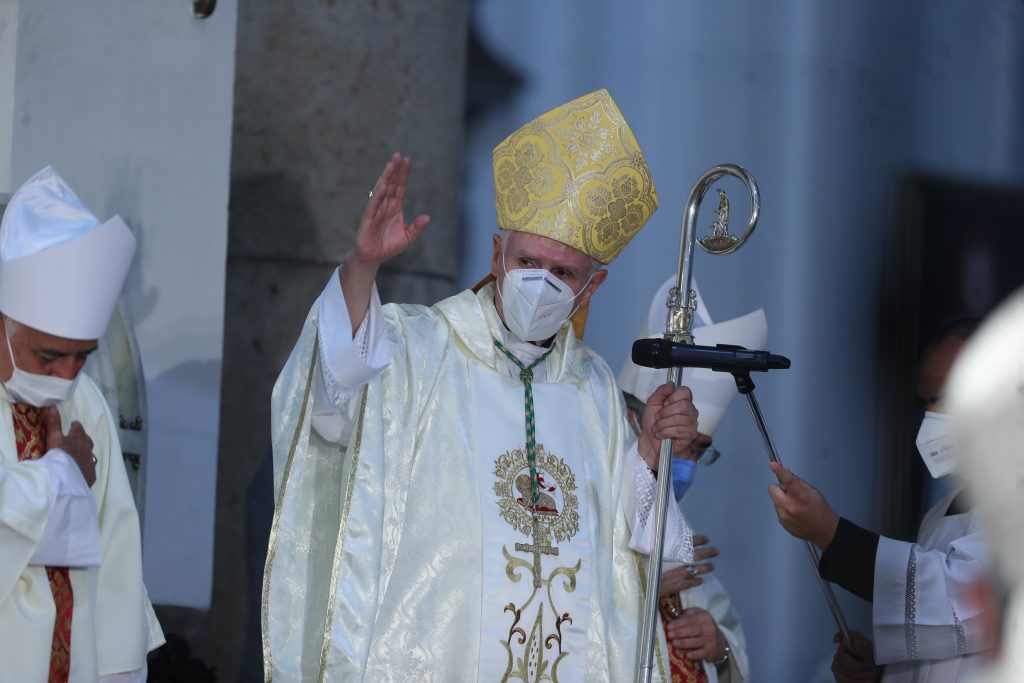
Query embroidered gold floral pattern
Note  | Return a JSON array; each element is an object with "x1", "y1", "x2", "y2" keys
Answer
[
  {"x1": 491, "y1": 89, "x2": 658, "y2": 264},
  {"x1": 586, "y1": 170, "x2": 647, "y2": 253},
  {"x1": 495, "y1": 447, "x2": 581, "y2": 682},
  {"x1": 495, "y1": 141, "x2": 559, "y2": 216},
  {"x1": 499, "y1": 548, "x2": 581, "y2": 683},
  {"x1": 555, "y1": 109, "x2": 620, "y2": 173},
  {"x1": 531, "y1": 208, "x2": 577, "y2": 249}
]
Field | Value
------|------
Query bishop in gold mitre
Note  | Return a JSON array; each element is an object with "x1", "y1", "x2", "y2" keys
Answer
[{"x1": 264, "y1": 89, "x2": 699, "y2": 682}]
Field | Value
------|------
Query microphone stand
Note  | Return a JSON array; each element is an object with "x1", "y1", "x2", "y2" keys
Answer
[{"x1": 729, "y1": 370, "x2": 853, "y2": 649}]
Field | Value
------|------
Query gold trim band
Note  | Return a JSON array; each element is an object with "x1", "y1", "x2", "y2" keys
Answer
[
  {"x1": 633, "y1": 551, "x2": 668, "y2": 681},
  {"x1": 317, "y1": 387, "x2": 369, "y2": 681},
  {"x1": 261, "y1": 332, "x2": 320, "y2": 682}
]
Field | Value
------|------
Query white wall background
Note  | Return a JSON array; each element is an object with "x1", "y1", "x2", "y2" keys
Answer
[
  {"x1": 0, "y1": 0, "x2": 16, "y2": 193},
  {"x1": 9, "y1": 1, "x2": 237, "y2": 608},
  {"x1": 460, "y1": 1, "x2": 1024, "y2": 679}
]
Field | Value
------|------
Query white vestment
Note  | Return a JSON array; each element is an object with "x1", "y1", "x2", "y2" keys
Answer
[
  {"x1": 0, "y1": 375, "x2": 163, "y2": 683},
  {"x1": 263, "y1": 276, "x2": 693, "y2": 682},
  {"x1": 669, "y1": 511, "x2": 749, "y2": 683},
  {"x1": 964, "y1": 591, "x2": 1024, "y2": 683},
  {"x1": 874, "y1": 488, "x2": 989, "y2": 681}
]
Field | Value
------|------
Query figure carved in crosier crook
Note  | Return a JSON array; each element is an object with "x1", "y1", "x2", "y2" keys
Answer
[
  {"x1": 663, "y1": 166, "x2": 758, "y2": 347},
  {"x1": 706, "y1": 188, "x2": 732, "y2": 243}
]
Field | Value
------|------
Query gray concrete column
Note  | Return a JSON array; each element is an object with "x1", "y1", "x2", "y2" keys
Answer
[{"x1": 160, "y1": 2, "x2": 470, "y2": 679}]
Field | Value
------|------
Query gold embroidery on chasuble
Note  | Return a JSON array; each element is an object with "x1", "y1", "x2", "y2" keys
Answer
[{"x1": 493, "y1": 444, "x2": 581, "y2": 683}]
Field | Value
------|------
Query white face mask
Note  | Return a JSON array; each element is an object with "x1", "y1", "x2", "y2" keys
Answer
[
  {"x1": 1, "y1": 328, "x2": 78, "y2": 407},
  {"x1": 497, "y1": 254, "x2": 592, "y2": 343},
  {"x1": 915, "y1": 411, "x2": 957, "y2": 479}
]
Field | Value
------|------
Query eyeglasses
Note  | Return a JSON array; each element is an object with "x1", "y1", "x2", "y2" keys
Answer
[{"x1": 684, "y1": 443, "x2": 721, "y2": 466}]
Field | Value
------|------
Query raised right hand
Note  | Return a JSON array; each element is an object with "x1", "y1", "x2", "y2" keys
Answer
[
  {"x1": 351, "y1": 153, "x2": 431, "y2": 266},
  {"x1": 44, "y1": 406, "x2": 96, "y2": 487}
]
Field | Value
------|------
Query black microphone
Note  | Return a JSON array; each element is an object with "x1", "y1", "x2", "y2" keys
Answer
[{"x1": 631, "y1": 338, "x2": 791, "y2": 373}]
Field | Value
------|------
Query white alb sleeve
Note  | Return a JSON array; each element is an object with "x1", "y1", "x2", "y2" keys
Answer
[
  {"x1": 28, "y1": 449, "x2": 102, "y2": 568},
  {"x1": 624, "y1": 443, "x2": 694, "y2": 564},
  {"x1": 872, "y1": 532, "x2": 990, "y2": 664},
  {"x1": 311, "y1": 267, "x2": 391, "y2": 443}
]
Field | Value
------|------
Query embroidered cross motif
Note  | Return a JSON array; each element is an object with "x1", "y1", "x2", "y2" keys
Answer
[{"x1": 515, "y1": 520, "x2": 559, "y2": 588}]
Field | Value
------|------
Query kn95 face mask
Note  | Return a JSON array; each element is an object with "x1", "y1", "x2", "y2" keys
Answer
[
  {"x1": 915, "y1": 411, "x2": 957, "y2": 479},
  {"x1": 497, "y1": 250, "x2": 593, "y2": 343}
]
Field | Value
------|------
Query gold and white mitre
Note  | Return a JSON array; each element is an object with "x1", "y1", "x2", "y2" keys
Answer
[
  {"x1": 0, "y1": 166, "x2": 136, "y2": 340},
  {"x1": 492, "y1": 88, "x2": 658, "y2": 264}
]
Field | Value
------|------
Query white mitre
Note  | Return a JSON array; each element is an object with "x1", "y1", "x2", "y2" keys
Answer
[
  {"x1": 617, "y1": 275, "x2": 767, "y2": 436},
  {"x1": 0, "y1": 166, "x2": 136, "y2": 340},
  {"x1": 946, "y1": 288, "x2": 1024, "y2": 682}
]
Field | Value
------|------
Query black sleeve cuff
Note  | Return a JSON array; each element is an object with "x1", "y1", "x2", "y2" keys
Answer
[{"x1": 817, "y1": 517, "x2": 879, "y2": 602}]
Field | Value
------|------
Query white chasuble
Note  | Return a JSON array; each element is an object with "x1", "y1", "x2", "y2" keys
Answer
[
  {"x1": 265, "y1": 282, "x2": 682, "y2": 682},
  {"x1": 473, "y1": 368, "x2": 592, "y2": 682},
  {"x1": 0, "y1": 377, "x2": 163, "y2": 682}
]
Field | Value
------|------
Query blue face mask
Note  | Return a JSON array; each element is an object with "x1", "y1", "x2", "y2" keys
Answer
[{"x1": 672, "y1": 458, "x2": 697, "y2": 501}]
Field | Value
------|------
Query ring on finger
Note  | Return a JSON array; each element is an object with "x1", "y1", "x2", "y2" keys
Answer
[
  {"x1": 368, "y1": 189, "x2": 374, "y2": 198},
  {"x1": 91, "y1": 455, "x2": 98, "y2": 464}
]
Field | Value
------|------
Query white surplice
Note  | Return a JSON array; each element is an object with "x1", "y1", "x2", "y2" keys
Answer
[
  {"x1": 0, "y1": 375, "x2": 163, "y2": 683},
  {"x1": 667, "y1": 511, "x2": 749, "y2": 683},
  {"x1": 263, "y1": 273, "x2": 693, "y2": 682},
  {"x1": 874, "y1": 487, "x2": 990, "y2": 681}
]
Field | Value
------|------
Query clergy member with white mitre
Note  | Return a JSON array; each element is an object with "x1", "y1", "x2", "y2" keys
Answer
[
  {"x1": 264, "y1": 89, "x2": 700, "y2": 681},
  {"x1": 0, "y1": 167, "x2": 163, "y2": 683},
  {"x1": 618, "y1": 274, "x2": 764, "y2": 682}
]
